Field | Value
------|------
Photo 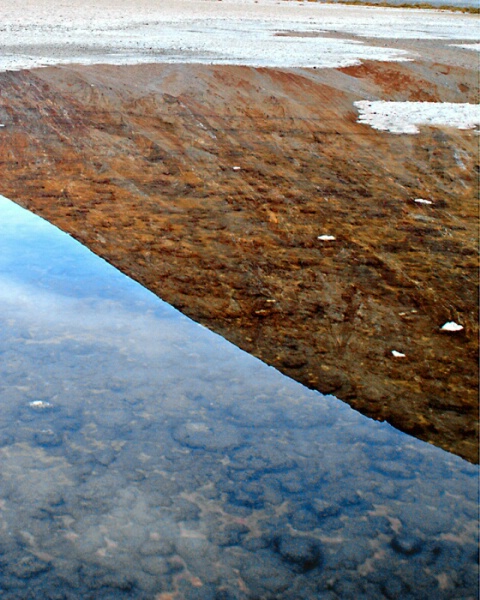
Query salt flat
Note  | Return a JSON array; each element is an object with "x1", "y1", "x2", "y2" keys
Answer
[{"x1": 0, "y1": 0, "x2": 478, "y2": 71}]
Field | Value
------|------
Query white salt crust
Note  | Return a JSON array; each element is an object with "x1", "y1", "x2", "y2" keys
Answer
[
  {"x1": 354, "y1": 101, "x2": 480, "y2": 134},
  {"x1": 0, "y1": 0, "x2": 478, "y2": 71}
]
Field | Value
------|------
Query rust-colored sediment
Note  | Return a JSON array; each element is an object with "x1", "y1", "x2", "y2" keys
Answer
[{"x1": 0, "y1": 58, "x2": 477, "y2": 462}]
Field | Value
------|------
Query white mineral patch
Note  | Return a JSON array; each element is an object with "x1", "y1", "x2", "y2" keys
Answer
[
  {"x1": 318, "y1": 235, "x2": 336, "y2": 241},
  {"x1": 391, "y1": 350, "x2": 406, "y2": 357},
  {"x1": 0, "y1": 0, "x2": 478, "y2": 72},
  {"x1": 29, "y1": 400, "x2": 52, "y2": 409},
  {"x1": 354, "y1": 101, "x2": 480, "y2": 134},
  {"x1": 414, "y1": 198, "x2": 433, "y2": 205},
  {"x1": 452, "y1": 43, "x2": 480, "y2": 52},
  {"x1": 440, "y1": 321, "x2": 464, "y2": 332}
]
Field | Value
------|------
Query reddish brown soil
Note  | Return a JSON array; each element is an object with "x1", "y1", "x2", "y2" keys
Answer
[{"x1": 0, "y1": 57, "x2": 478, "y2": 462}]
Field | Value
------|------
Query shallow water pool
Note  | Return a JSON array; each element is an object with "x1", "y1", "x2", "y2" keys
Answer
[{"x1": 0, "y1": 195, "x2": 478, "y2": 599}]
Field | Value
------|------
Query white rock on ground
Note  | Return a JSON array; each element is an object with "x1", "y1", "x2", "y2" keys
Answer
[{"x1": 440, "y1": 321, "x2": 464, "y2": 332}]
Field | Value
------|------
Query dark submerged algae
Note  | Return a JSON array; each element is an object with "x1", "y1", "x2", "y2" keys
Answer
[{"x1": 0, "y1": 195, "x2": 478, "y2": 599}]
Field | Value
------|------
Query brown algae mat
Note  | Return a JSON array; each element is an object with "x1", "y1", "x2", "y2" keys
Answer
[{"x1": 0, "y1": 55, "x2": 478, "y2": 462}]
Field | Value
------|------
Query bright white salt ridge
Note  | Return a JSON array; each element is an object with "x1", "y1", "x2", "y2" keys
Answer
[
  {"x1": 354, "y1": 101, "x2": 480, "y2": 134},
  {"x1": 441, "y1": 321, "x2": 464, "y2": 332},
  {"x1": 0, "y1": 0, "x2": 478, "y2": 71},
  {"x1": 0, "y1": 29, "x2": 410, "y2": 71},
  {"x1": 452, "y1": 43, "x2": 480, "y2": 52}
]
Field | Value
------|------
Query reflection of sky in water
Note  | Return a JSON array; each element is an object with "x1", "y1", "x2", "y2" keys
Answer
[{"x1": 0, "y1": 194, "x2": 478, "y2": 599}]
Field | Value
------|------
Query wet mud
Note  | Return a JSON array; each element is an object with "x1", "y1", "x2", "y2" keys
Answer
[{"x1": 0, "y1": 49, "x2": 478, "y2": 462}]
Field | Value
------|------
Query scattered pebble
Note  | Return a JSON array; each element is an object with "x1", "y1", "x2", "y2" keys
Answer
[
  {"x1": 440, "y1": 321, "x2": 464, "y2": 332},
  {"x1": 29, "y1": 400, "x2": 52, "y2": 409},
  {"x1": 391, "y1": 350, "x2": 406, "y2": 358},
  {"x1": 414, "y1": 198, "x2": 433, "y2": 205},
  {"x1": 0, "y1": 124, "x2": 5, "y2": 128},
  {"x1": 232, "y1": 166, "x2": 241, "y2": 171},
  {"x1": 317, "y1": 235, "x2": 336, "y2": 241}
]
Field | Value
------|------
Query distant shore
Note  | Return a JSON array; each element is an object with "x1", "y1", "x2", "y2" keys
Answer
[{"x1": 322, "y1": 0, "x2": 479, "y2": 13}]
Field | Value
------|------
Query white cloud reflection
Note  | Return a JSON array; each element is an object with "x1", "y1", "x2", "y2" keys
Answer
[{"x1": 0, "y1": 196, "x2": 216, "y2": 362}]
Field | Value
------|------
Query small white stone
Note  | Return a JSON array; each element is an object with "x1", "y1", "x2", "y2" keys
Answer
[
  {"x1": 391, "y1": 350, "x2": 406, "y2": 358},
  {"x1": 414, "y1": 198, "x2": 433, "y2": 205},
  {"x1": 232, "y1": 166, "x2": 241, "y2": 171},
  {"x1": 317, "y1": 235, "x2": 336, "y2": 241},
  {"x1": 29, "y1": 400, "x2": 52, "y2": 409},
  {"x1": 440, "y1": 321, "x2": 464, "y2": 332}
]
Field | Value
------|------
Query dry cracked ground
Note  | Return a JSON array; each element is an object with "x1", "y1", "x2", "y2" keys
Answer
[{"x1": 0, "y1": 40, "x2": 478, "y2": 463}]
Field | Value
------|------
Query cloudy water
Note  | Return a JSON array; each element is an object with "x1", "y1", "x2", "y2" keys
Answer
[{"x1": 0, "y1": 195, "x2": 478, "y2": 599}]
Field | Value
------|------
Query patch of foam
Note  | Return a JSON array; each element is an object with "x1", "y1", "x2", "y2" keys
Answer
[{"x1": 354, "y1": 101, "x2": 480, "y2": 134}]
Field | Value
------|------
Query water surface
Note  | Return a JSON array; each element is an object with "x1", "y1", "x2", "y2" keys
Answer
[{"x1": 0, "y1": 195, "x2": 478, "y2": 599}]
